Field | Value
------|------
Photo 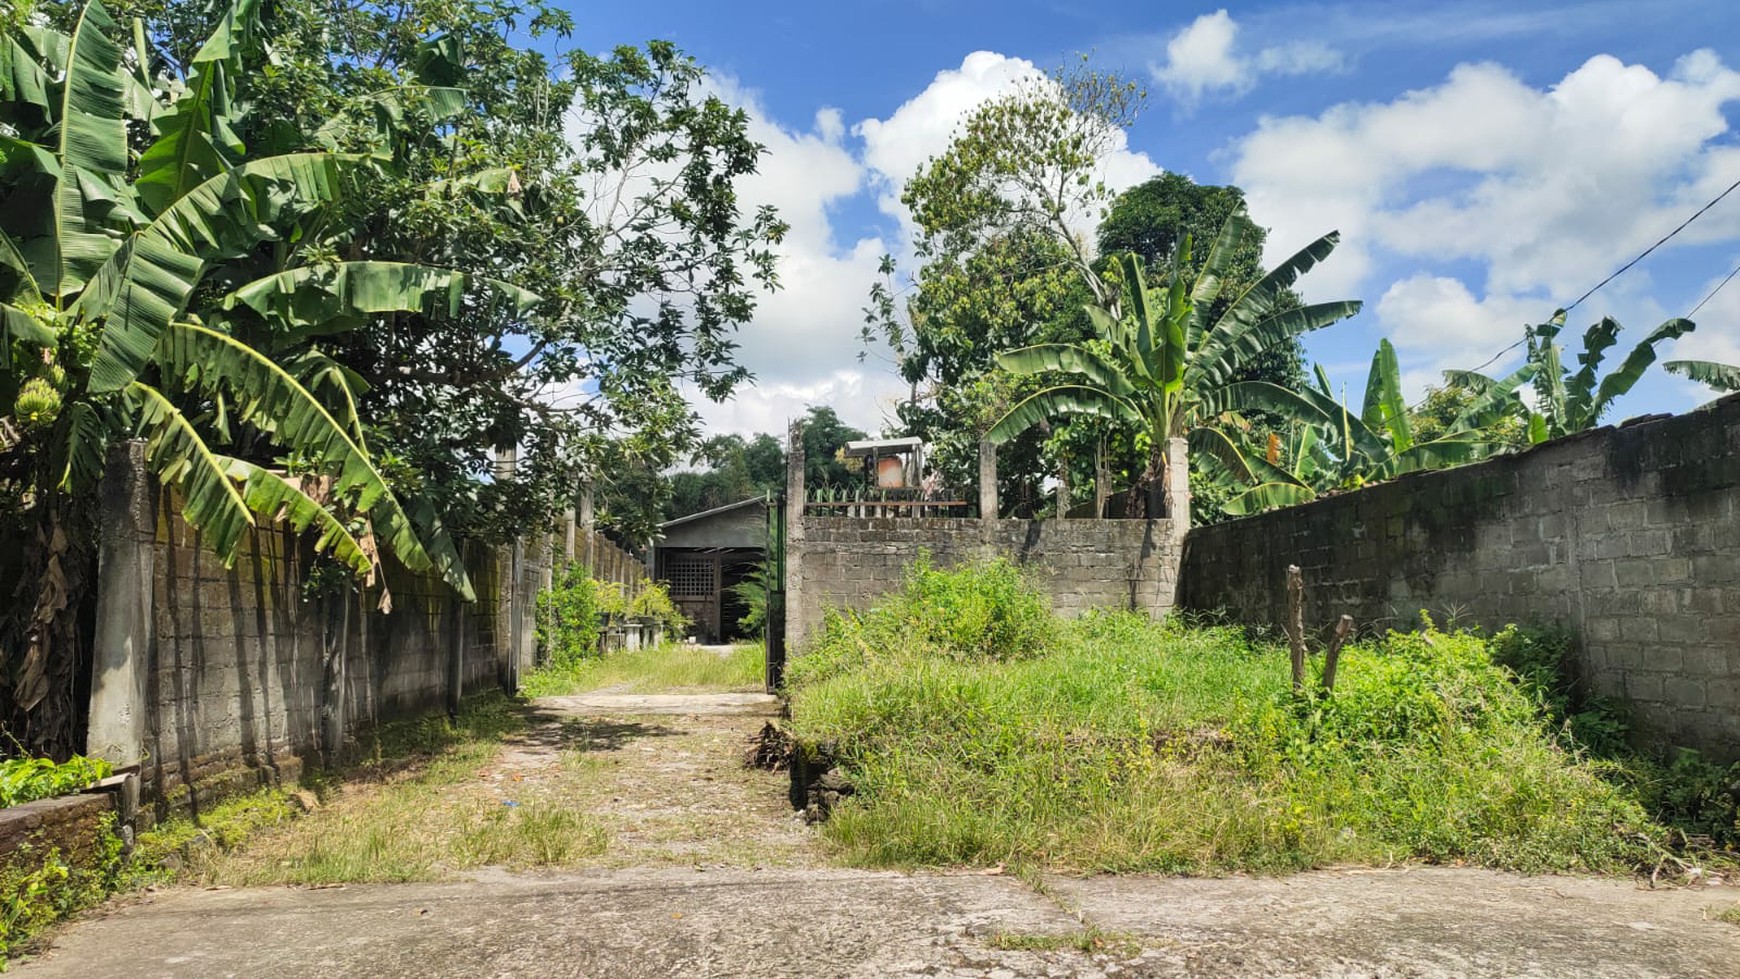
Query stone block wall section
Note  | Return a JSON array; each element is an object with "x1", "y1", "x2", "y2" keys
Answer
[
  {"x1": 1178, "y1": 393, "x2": 1740, "y2": 762},
  {"x1": 84, "y1": 443, "x2": 608, "y2": 816},
  {"x1": 782, "y1": 426, "x2": 1188, "y2": 651}
]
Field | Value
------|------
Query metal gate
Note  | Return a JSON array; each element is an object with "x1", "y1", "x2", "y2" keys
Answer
[{"x1": 764, "y1": 488, "x2": 787, "y2": 693}]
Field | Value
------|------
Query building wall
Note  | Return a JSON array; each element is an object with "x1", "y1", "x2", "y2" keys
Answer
[
  {"x1": 1178, "y1": 394, "x2": 1740, "y2": 762},
  {"x1": 85, "y1": 444, "x2": 604, "y2": 814},
  {"x1": 789, "y1": 516, "x2": 1181, "y2": 648}
]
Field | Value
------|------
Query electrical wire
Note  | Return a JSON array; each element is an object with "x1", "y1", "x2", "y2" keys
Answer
[
  {"x1": 1564, "y1": 177, "x2": 1740, "y2": 313},
  {"x1": 1686, "y1": 259, "x2": 1740, "y2": 319}
]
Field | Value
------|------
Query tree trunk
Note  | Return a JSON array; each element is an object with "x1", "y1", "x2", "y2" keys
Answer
[{"x1": 1, "y1": 491, "x2": 97, "y2": 760}]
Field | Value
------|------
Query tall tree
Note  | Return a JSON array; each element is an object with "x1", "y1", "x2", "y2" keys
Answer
[
  {"x1": 0, "y1": 0, "x2": 504, "y2": 753},
  {"x1": 989, "y1": 211, "x2": 1360, "y2": 517},
  {"x1": 138, "y1": 0, "x2": 789, "y2": 541}
]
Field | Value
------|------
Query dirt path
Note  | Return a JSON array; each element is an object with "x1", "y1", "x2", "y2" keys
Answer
[{"x1": 18, "y1": 693, "x2": 1740, "y2": 977}]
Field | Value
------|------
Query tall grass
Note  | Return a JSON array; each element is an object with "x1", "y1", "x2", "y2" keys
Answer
[
  {"x1": 521, "y1": 643, "x2": 766, "y2": 697},
  {"x1": 786, "y1": 560, "x2": 1666, "y2": 875}
]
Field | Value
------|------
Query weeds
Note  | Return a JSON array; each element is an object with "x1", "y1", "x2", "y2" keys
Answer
[
  {"x1": 986, "y1": 928, "x2": 1140, "y2": 957},
  {"x1": 0, "y1": 756, "x2": 113, "y2": 808},
  {"x1": 786, "y1": 561, "x2": 1679, "y2": 875},
  {"x1": 0, "y1": 814, "x2": 125, "y2": 961},
  {"x1": 521, "y1": 643, "x2": 764, "y2": 697}
]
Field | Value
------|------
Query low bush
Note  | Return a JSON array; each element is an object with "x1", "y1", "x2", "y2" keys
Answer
[
  {"x1": 0, "y1": 756, "x2": 113, "y2": 809},
  {"x1": 536, "y1": 564, "x2": 604, "y2": 668},
  {"x1": 627, "y1": 578, "x2": 689, "y2": 640},
  {"x1": 786, "y1": 565, "x2": 1675, "y2": 875}
]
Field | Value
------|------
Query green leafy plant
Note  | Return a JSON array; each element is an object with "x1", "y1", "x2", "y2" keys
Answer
[
  {"x1": 729, "y1": 562, "x2": 772, "y2": 638},
  {"x1": 627, "y1": 578, "x2": 688, "y2": 640},
  {"x1": 0, "y1": 755, "x2": 113, "y2": 808},
  {"x1": 988, "y1": 211, "x2": 1359, "y2": 516},
  {"x1": 1199, "y1": 339, "x2": 1526, "y2": 514},
  {"x1": 1450, "y1": 310, "x2": 1695, "y2": 443},
  {"x1": 535, "y1": 564, "x2": 603, "y2": 669}
]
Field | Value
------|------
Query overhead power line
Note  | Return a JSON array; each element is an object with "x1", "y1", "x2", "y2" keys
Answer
[
  {"x1": 1564, "y1": 176, "x2": 1740, "y2": 313},
  {"x1": 1686, "y1": 259, "x2": 1740, "y2": 320}
]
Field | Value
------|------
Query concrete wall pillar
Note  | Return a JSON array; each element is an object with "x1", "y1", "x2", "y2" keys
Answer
[
  {"x1": 86, "y1": 441, "x2": 155, "y2": 768},
  {"x1": 1164, "y1": 437, "x2": 1190, "y2": 533},
  {"x1": 783, "y1": 420, "x2": 807, "y2": 652},
  {"x1": 978, "y1": 438, "x2": 998, "y2": 520}
]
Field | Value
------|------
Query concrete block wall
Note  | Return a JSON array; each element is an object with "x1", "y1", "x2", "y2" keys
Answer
[
  {"x1": 85, "y1": 444, "x2": 558, "y2": 813},
  {"x1": 1179, "y1": 394, "x2": 1740, "y2": 762},
  {"x1": 783, "y1": 427, "x2": 1187, "y2": 652},
  {"x1": 790, "y1": 516, "x2": 1182, "y2": 649}
]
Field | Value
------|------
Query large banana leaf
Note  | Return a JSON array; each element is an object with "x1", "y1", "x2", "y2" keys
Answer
[
  {"x1": 80, "y1": 153, "x2": 354, "y2": 392},
  {"x1": 44, "y1": 0, "x2": 130, "y2": 297},
  {"x1": 1223, "y1": 481, "x2": 1318, "y2": 516},
  {"x1": 1360, "y1": 338, "x2": 1411, "y2": 451},
  {"x1": 1193, "y1": 300, "x2": 1361, "y2": 387},
  {"x1": 1184, "y1": 210, "x2": 1250, "y2": 348},
  {"x1": 1565, "y1": 316, "x2": 1620, "y2": 424},
  {"x1": 1121, "y1": 253, "x2": 1160, "y2": 385},
  {"x1": 1212, "y1": 380, "x2": 1387, "y2": 463},
  {"x1": 1197, "y1": 230, "x2": 1343, "y2": 367},
  {"x1": 995, "y1": 343, "x2": 1135, "y2": 397},
  {"x1": 134, "y1": 0, "x2": 259, "y2": 212},
  {"x1": 222, "y1": 261, "x2": 541, "y2": 345},
  {"x1": 129, "y1": 381, "x2": 255, "y2": 561},
  {"x1": 988, "y1": 385, "x2": 1143, "y2": 445},
  {"x1": 1187, "y1": 425, "x2": 1254, "y2": 481},
  {"x1": 1591, "y1": 317, "x2": 1694, "y2": 421},
  {"x1": 1664, "y1": 358, "x2": 1740, "y2": 393},
  {"x1": 220, "y1": 456, "x2": 374, "y2": 579},
  {"x1": 1385, "y1": 437, "x2": 1487, "y2": 478},
  {"x1": 0, "y1": 225, "x2": 43, "y2": 306},
  {"x1": 155, "y1": 321, "x2": 474, "y2": 599}
]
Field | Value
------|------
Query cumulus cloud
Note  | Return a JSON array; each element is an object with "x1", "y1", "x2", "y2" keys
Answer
[
  {"x1": 1232, "y1": 49, "x2": 1740, "y2": 377},
  {"x1": 1151, "y1": 10, "x2": 1345, "y2": 105}
]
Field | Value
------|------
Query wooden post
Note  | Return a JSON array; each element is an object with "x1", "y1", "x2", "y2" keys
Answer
[
  {"x1": 1322, "y1": 614, "x2": 1354, "y2": 694},
  {"x1": 1285, "y1": 564, "x2": 1306, "y2": 694}
]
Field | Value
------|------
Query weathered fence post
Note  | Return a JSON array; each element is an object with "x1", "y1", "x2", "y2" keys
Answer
[
  {"x1": 1285, "y1": 564, "x2": 1306, "y2": 694},
  {"x1": 783, "y1": 420, "x2": 807, "y2": 653},
  {"x1": 1322, "y1": 614, "x2": 1354, "y2": 694}
]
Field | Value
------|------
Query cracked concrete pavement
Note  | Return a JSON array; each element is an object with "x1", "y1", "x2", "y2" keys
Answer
[{"x1": 19, "y1": 692, "x2": 1740, "y2": 978}]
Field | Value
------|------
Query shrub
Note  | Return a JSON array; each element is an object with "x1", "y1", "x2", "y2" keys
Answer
[
  {"x1": 787, "y1": 585, "x2": 1668, "y2": 875},
  {"x1": 535, "y1": 564, "x2": 603, "y2": 669},
  {"x1": 627, "y1": 578, "x2": 689, "y2": 639},
  {"x1": 0, "y1": 755, "x2": 113, "y2": 808},
  {"x1": 898, "y1": 557, "x2": 1057, "y2": 661}
]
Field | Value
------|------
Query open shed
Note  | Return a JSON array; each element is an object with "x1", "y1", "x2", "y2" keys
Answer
[{"x1": 652, "y1": 498, "x2": 768, "y2": 644}]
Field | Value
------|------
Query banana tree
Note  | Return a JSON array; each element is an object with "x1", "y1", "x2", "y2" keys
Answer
[
  {"x1": 1448, "y1": 310, "x2": 1695, "y2": 443},
  {"x1": 0, "y1": 0, "x2": 537, "y2": 752},
  {"x1": 1664, "y1": 359, "x2": 1740, "y2": 393},
  {"x1": 1199, "y1": 340, "x2": 1526, "y2": 515},
  {"x1": 987, "y1": 207, "x2": 1360, "y2": 517}
]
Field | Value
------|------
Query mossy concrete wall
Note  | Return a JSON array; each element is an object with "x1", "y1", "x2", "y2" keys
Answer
[
  {"x1": 1179, "y1": 394, "x2": 1740, "y2": 762},
  {"x1": 82, "y1": 445, "x2": 630, "y2": 815}
]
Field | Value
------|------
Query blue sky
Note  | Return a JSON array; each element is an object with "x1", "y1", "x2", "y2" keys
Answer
[{"x1": 567, "y1": 1, "x2": 1740, "y2": 437}]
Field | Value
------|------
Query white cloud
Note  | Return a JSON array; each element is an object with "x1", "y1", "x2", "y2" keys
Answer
[
  {"x1": 686, "y1": 369, "x2": 909, "y2": 439},
  {"x1": 1374, "y1": 276, "x2": 1540, "y2": 379},
  {"x1": 1151, "y1": 10, "x2": 1345, "y2": 105},
  {"x1": 855, "y1": 51, "x2": 1161, "y2": 241},
  {"x1": 1233, "y1": 49, "x2": 1740, "y2": 377}
]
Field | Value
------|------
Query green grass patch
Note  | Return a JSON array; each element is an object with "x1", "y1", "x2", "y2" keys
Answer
[
  {"x1": 132, "y1": 692, "x2": 565, "y2": 886},
  {"x1": 521, "y1": 642, "x2": 765, "y2": 697},
  {"x1": 786, "y1": 560, "x2": 1679, "y2": 876},
  {"x1": 0, "y1": 815, "x2": 126, "y2": 961},
  {"x1": 986, "y1": 928, "x2": 1140, "y2": 957}
]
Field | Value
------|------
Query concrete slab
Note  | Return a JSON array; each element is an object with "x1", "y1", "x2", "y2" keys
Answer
[{"x1": 1045, "y1": 867, "x2": 1740, "y2": 978}]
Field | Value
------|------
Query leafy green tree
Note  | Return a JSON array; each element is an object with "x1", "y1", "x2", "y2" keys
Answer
[
  {"x1": 137, "y1": 0, "x2": 788, "y2": 541},
  {"x1": 1450, "y1": 310, "x2": 1695, "y2": 443},
  {"x1": 988, "y1": 211, "x2": 1359, "y2": 518},
  {"x1": 0, "y1": 0, "x2": 502, "y2": 753},
  {"x1": 800, "y1": 406, "x2": 868, "y2": 490},
  {"x1": 667, "y1": 432, "x2": 786, "y2": 518}
]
